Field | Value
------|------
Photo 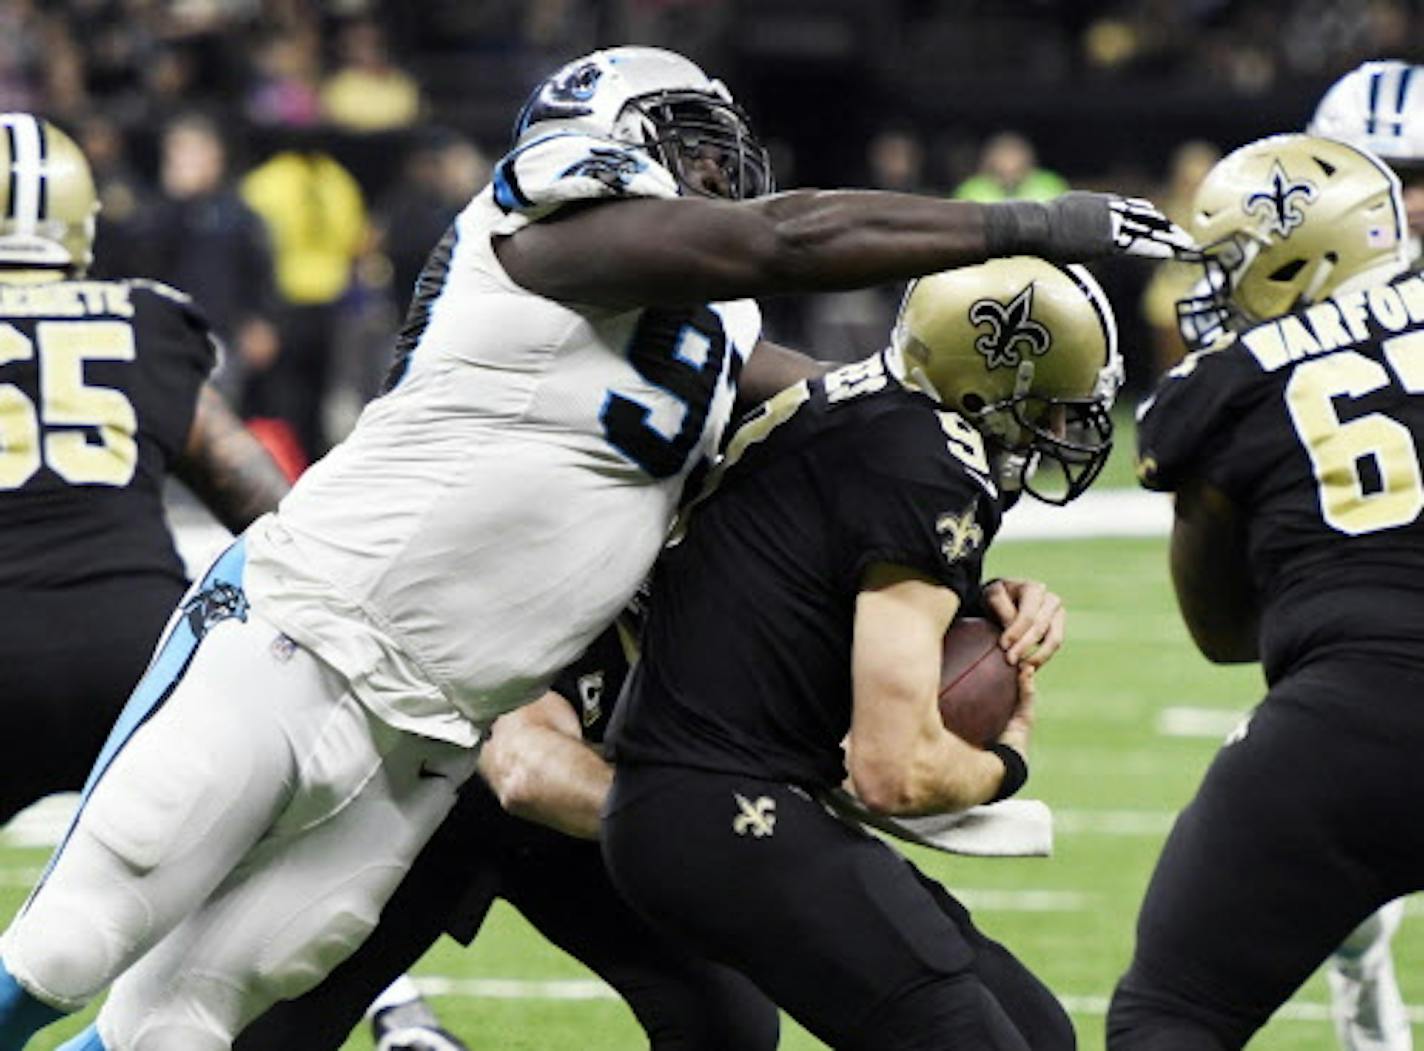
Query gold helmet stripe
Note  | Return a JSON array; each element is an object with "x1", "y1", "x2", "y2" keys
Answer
[{"x1": 1, "y1": 113, "x2": 44, "y2": 235}]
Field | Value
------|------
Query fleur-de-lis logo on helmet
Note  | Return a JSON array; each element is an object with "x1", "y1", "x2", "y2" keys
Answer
[
  {"x1": 1243, "y1": 160, "x2": 1318, "y2": 238},
  {"x1": 968, "y1": 284, "x2": 1052, "y2": 370}
]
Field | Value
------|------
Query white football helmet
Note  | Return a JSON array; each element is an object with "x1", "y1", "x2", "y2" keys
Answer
[
  {"x1": 511, "y1": 46, "x2": 772, "y2": 200},
  {"x1": 1309, "y1": 60, "x2": 1424, "y2": 170}
]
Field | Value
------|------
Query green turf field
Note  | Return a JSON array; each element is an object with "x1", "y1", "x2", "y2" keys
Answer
[{"x1": 2, "y1": 535, "x2": 1416, "y2": 1049}]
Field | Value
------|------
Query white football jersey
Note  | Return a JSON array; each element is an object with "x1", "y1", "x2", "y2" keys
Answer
[{"x1": 245, "y1": 171, "x2": 760, "y2": 745}]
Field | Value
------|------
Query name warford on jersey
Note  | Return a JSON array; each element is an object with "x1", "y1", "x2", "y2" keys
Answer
[{"x1": 1235, "y1": 272, "x2": 1424, "y2": 369}]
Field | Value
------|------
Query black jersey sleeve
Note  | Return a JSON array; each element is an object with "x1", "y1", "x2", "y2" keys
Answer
[
  {"x1": 548, "y1": 624, "x2": 633, "y2": 745},
  {"x1": 1136, "y1": 343, "x2": 1264, "y2": 494},
  {"x1": 832, "y1": 406, "x2": 996, "y2": 602},
  {"x1": 127, "y1": 280, "x2": 220, "y2": 465}
]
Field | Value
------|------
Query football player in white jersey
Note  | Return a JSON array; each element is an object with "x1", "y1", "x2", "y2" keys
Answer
[
  {"x1": 0, "y1": 46, "x2": 1194, "y2": 1051},
  {"x1": 1303, "y1": 60, "x2": 1424, "y2": 1051}
]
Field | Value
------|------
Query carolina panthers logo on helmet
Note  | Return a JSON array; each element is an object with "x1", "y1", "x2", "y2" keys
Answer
[
  {"x1": 514, "y1": 60, "x2": 604, "y2": 137},
  {"x1": 1244, "y1": 161, "x2": 1318, "y2": 238},
  {"x1": 561, "y1": 147, "x2": 646, "y2": 191},
  {"x1": 181, "y1": 580, "x2": 249, "y2": 640},
  {"x1": 969, "y1": 284, "x2": 1052, "y2": 370}
]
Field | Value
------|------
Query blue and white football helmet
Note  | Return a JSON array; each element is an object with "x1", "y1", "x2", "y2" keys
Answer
[
  {"x1": 511, "y1": 46, "x2": 773, "y2": 201},
  {"x1": 1309, "y1": 60, "x2": 1424, "y2": 171}
]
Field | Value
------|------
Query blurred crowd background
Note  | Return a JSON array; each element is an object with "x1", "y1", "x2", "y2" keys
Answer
[{"x1": 14, "y1": 0, "x2": 1423, "y2": 465}]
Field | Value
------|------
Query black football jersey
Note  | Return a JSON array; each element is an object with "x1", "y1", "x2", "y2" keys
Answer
[
  {"x1": 0, "y1": 279, "x2": 216, "y2": 590},
  {"x1": 1138, "y1": 272, "x2": 1424, "y2": 680},
  {"x1": 608, "y1": 352, "x2": 1002, "y2": 788}
]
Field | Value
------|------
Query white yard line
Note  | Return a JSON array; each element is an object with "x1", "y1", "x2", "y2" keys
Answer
[
  {"x1": 996, "y1": 489, "x2": 1170, "y2": 542},
  {"x1": 1157, "y1": 706, "x2": 1248, "y2": 739}
]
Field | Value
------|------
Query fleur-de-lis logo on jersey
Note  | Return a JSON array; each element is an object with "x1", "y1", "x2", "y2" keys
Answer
[
  {"x1": 969, "y1": 284, "x2": 1051, "y2": 370},
  {"x1": 576, "y1": 671, "x2": 605, "y2": 729},
  {"x1": 1244, "y1": 161, "x2": 1318, "y2": 238},
  {"x1": 936, "y1": 506, "x2": 984, "y2": 564},
  {"x1": 181, "y1": 580, "x2": 249, "y2": 640},
  {"x1": 732, "y1": 793, "x2": 777, "y2": 838}
]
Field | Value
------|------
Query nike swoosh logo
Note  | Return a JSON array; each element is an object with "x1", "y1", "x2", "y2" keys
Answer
[{"x1": 417, "y1": 761, "x2": 448, "y2": 780}]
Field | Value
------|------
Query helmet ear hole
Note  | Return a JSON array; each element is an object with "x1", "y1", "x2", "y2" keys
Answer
[
  {"x1": 1268, "y1": 259, "x2": 1307, "y2": 282},
  {"x1": 962, "y1": 392, "x2": 986, "y2": 413}
]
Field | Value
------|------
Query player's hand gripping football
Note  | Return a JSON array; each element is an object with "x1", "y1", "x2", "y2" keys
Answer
[{"x1": 981, "y1": 578, "x2": 1065, "y2": 668}]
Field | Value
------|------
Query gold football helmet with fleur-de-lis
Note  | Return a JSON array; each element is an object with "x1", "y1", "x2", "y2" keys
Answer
[
  {"x1": 891, "y1": 256, "x2": 1122, "y2": 505},
  {"x1": 1176, "y1": 133, "x2": 1409, "y2": 351},
  {"x1": 0, "y1": 113, "x2": 98, "y2": 276}
]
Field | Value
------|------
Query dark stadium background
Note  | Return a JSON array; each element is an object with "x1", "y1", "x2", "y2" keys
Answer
[{"x1": 15, "y1": 0, "x2": 1417, "y2": 431}]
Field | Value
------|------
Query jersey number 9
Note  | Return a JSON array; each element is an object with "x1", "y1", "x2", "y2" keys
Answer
[{"x1": 601, "y1": 306, "x2": 733, "y2": 479}]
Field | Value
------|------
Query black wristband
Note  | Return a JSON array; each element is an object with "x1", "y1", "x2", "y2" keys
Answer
[
  {"x1": 982, "y1": 200, "x2": 1051, "y2": 257},
  {"x1": 987, "y1": 742, "x2": 1028, "y2": 803}
]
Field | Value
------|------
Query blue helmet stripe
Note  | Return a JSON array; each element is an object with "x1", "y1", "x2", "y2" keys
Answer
[
  {"x1": 1395, "y1": 65, "x2": 1414, "y2": 136},
  {"x1": 1368, "y1": 68, "x2": 1383, "y2": 134}
]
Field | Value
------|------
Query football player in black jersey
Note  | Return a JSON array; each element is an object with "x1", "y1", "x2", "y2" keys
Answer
[
  {"x1": 1308, "y1": 63, "x2": 1424, "y2": 1051},
  {"x1": 0, "y1": 113, "x2": 290, "y2": 825},
  {"x1": 602, "y1": 256, "x2": 1123, "y2": 1050},
  {"x1": 233, "y1": 612, "x2": 781, "y2": 1051},
  {"x1": 1107, "y1": 134, "x2": 1424, "y2": 1050}
]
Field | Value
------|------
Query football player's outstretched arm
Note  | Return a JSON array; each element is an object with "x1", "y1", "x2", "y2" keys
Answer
[
  {"x1": 477, "y1": 691, "x2": 611, "y2": 840},
  {"x1": 174, "y1": 384, "x2": 292, "y2": 534},
  {"x1": 1170, "y1": 477, "x2": 1260, "y2": 663},
  {"x1": 739, "y1": 337, "x2": 831, "y2": 408},
  {"x1": 848, "y1": 563, "x2": 1025, "y2": 816},
  {"x1": 495, "y1": 190, "x2": 1191, "y2": 311}
]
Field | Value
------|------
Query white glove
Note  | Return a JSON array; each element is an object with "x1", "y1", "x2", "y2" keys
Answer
[{"x1": 1106, "y1": 194, "x2": 1200, "y2": 260}]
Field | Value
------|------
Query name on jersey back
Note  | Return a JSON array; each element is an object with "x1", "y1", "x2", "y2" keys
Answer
[
  {"x1": 0, "y1": 281, "x2": 134, "y2": 319},
  {"x1": 1243, "y1": 273, "x2": 1424, "y2": 371}
]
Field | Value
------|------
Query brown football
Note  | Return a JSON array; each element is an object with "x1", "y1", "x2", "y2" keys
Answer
[{"x1": 937, "y1": 617, "x2": 1018, "y2": 748}]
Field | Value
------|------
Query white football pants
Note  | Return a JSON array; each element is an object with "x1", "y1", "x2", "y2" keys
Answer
[{"x1": 0, "y1": 545, "x2": 477, "y2": 1051}]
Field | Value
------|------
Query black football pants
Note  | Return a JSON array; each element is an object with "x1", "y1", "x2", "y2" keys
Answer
[
  {"x1": 1108, "y1": 657, "x2": 1424, "y2": 1049},
  {"x1": 0, "y1": 575, "x2": 184, "y2": 825},
  {"x1": 603, "y1": 764, "x2": 1074, "y2": 1051}
]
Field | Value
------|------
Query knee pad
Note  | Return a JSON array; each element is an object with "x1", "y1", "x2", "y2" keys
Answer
[
  {"x1": 856, "y1": 974, "x2": 1029, "y2": 1051},
  {"x1": 127, "y1": 1021, "x2": 230, "y2": 1051},
  {"x1": 5, "y1": 886, "x2": 152, "y2": 1010},
  {"x1": 0, "y1": 955, "x2": 67, "y2": 1046},
  {"x1": 1107, "y1": 968, "x2": 1236, "y2": 1051},
  {"x1": 252, "y1": 891, "x2": 385, "y2": 1003}
]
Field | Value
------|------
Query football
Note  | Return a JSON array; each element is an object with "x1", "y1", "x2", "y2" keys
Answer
[{"x1": 937, "y1": 617, "x2": 1018, "y2": 748}]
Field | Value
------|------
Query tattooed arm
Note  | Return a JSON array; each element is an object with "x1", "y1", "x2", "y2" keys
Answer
[{"x1": 174, "y1": 384, "x2": 291, "y2": 533}]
